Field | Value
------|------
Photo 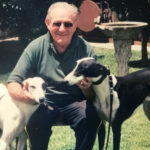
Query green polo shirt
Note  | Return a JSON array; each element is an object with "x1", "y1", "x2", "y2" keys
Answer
[{"x1": 8, "y1": 32, "x2": 96, "y2": 106}]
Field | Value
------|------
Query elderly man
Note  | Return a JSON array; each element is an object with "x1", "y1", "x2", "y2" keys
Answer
[{"x1": 7, "y1": 2, "x2": 100, "y2": 150}]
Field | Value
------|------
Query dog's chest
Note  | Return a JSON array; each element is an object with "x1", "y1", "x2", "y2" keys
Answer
[
  {"x1": 14, "y1": 101, "x2": 38, "y2": 123},
  {"x1": 93, "y1": 76, "x2": 120, "y2": 122}
]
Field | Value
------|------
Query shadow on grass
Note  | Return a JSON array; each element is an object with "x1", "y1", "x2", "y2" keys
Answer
[
  {"x1": 0, "y1": 40, "x2": 26, "y2": 74},
  {"x1": 129, "y1": 59, "x2": 150, "y2": 68},
  {"x1": 95, "y1": 55, "x2": 105, "y2": 61}
]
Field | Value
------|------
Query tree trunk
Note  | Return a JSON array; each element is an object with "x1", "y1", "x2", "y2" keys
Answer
[{"x1": 141, "y1": 29, "x2": 149, "y2": 66}]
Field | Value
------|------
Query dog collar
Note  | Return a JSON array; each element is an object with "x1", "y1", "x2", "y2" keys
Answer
[
  {"x1": 92, "y1": 69, "x2": 110, "y2": 85},
  {"x1": 92, "y1": 75, "x2": 107, "y2": 85}
]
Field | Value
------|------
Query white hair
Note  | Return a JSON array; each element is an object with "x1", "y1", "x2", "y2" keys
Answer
[{"x1": 46, "y1": 2, "x2": 79, "y2": 20}]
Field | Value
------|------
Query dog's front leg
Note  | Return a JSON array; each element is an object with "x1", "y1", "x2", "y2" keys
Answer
[
  {"x1": 97, "y1": 121, "x2": 106, "y2": 150},
  {"x1": 9, "y1": 143, "x2": 13, "y2": 150},
  {"x1": 0, "y1": 139, "x2": 8, "y2": 150},
  {"x1": 112, "y1": 122, "x2": 122, "y2": 150},
  {"x1": 17, "y1": 130, "x2": 27, "y2": 150},
  {"x1": 0, "y1": 131, "x2": 17, "y2": 150},
  {"x1": 0, "y1": 131, "x2": 15, "y2": 150},
  {"x1": 0, "y1": 128, "x2": 16, "y2": 150},
  {"x1": 0, "y1": 119, "x2": 23, "y2": 150}
]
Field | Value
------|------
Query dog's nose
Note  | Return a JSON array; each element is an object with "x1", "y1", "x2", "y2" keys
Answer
[
  {"x1": 64, "y1": 80, "x2": 69, "y2": 85},
  {"x1": 39, "y1": 98, "x2": 45, "y2": 103}
]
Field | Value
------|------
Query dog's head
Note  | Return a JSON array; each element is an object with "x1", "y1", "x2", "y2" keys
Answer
[
  {"x1": 23, "y1": 77, "x2": 46, "y2": 104},
  {"x1": 64, "y1": 57, "x2": 109, "y2": 85}
]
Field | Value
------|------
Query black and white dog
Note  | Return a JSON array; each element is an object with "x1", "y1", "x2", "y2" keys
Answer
[
  {"x1": 0, "y1": 77, "x2": 46, "y2": 150},
  {"x1": 65, "y1": 57, "x2": 150, "y2": 150}
]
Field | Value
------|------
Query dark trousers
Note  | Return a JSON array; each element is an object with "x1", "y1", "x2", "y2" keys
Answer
[{"x1": 26, "y1": 100, "x2": 100, "y2": 150}]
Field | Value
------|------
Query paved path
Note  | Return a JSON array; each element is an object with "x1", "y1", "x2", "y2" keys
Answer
[
  {"x1": 89, "y1": 42, "x2": 150, "y2": 51},
  {"x1": 1, "y1": 37, "x2": 150, "y2": 52}
]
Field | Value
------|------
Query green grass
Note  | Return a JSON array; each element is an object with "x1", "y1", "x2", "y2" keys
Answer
[{"x1": 1, "y1": 41, "x2": 150, "y2": 150}]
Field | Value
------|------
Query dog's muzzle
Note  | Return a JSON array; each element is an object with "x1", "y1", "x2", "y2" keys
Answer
[
  {"x1": 33, "y1": 98, "x2": 45, "y2": 105},
  {"x1": 39, "y1": 98, "x2": 45, "y2": 104}
]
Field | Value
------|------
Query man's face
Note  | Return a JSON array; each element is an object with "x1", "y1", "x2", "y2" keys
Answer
[{"x1": 45, "y1": 8, "x2": 77, "y2": 48}]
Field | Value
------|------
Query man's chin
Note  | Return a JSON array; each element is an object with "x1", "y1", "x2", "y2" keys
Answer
[{"x1": 57, "y1": 39, "x2": 71, "y2": 46}]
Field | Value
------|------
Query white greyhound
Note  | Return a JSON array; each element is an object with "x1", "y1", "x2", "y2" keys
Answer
[{"x1": 0, "y1": 77, "x2": 46, "y2": 150}]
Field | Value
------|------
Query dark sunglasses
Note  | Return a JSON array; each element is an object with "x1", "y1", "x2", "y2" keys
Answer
[{"x1": 53, "y1": 22, "x2": 73, "y2": 28}]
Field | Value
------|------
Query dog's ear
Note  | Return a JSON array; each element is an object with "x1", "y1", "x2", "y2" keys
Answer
[
  {"x1": 23, "y1": 79, "x2": 30, "y2": 91},
  {"x1": 96, "y1": 63, "x2": 105, "y2": 71},
  {"x1": 96, "y1": 63, "x2": 103, "y2": 70}
]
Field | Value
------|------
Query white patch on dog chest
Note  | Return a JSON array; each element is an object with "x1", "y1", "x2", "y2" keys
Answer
[{"x1": 93, "y1": 75, "x2": 120, "y2": 122}]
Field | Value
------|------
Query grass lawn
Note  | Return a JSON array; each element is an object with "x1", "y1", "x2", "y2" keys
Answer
[{"x1": 0, "y1": 40, "x2": 150, "y2": 149}]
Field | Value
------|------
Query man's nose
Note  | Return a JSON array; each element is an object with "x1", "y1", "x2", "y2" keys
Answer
[{"x1": 59, "y1": 24, "x2": 66, "y2": 32}]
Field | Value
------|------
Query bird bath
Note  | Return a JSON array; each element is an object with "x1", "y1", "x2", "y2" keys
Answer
[{"x1": 96, "y1": 21, "x2": 148, "y2": 76}]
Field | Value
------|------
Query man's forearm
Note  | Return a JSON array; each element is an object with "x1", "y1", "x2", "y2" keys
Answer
[
  {"x1": 81, "y1": 86, "x2": 95, "y2": 101},
  {"x1": 7, "y1": 82, "x2": 24, "y2": 101}
]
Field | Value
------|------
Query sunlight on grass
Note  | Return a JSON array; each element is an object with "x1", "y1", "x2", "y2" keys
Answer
[
  {"x1": 49, "y1": 126, "x2": 75, "y2": 150},
  {"x1": 47, "y1": 107, "x2": 150, "y2": 150},
  {"x1": 120, "y1": 106, "x2": 150, "y2": 150}
]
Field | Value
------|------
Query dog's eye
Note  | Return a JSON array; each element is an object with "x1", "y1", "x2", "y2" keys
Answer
[
  {"x1": 30, "y1": 85, "x2": 36, "y2": 89},
  {"x1": 42, "y1": 83, "x2": 47, "y2": 90},
  {"x1": 74, "y1": 71, "x2": 81, "y2": 77}
]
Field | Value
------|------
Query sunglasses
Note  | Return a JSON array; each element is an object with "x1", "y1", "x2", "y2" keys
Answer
[{"x1": 53, "y1": 22, "x2": 73, "y2": 28}]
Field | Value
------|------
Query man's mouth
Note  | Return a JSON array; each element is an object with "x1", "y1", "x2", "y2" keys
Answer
[{"x1": 57, "y1": 34, "x2": 68, "y2": 36}]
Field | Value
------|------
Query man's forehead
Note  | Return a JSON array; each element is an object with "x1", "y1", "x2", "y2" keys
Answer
[{"x1": 50, "y1": 7, "x2": 77, "y2": 20}]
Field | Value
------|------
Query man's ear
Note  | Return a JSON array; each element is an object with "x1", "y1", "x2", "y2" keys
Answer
[{"x1": 45, "y1": 18, "x2": 50, "y2": 28}]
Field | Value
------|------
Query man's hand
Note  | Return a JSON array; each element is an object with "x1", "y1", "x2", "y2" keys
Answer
[
  {"x1": 77, "y1": 77, "x2": 92, "y2": 89},
  {"x1": 7, "y1": 82, "x2": 36, "y2": 105},
  {"x1": 77, "y1": 78, "x2": 95, "y2": 101},
  {"x1": 22, "y1": 81, "x2": 37, "y2": 104}
]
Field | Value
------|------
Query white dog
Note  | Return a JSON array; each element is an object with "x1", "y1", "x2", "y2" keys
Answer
[{"x1": 0, "y1": 77, "x2": 46, "y2": 150}]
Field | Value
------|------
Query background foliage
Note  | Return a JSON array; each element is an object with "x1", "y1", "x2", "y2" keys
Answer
[
  {"x1": 1, "y1": 0, "x2": 150, "y2": 41},
  {"x1": 0, "y1": 0, "x2": 83, "y2": 41}
]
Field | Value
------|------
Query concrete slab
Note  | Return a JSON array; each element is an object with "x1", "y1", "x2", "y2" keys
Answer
[{"x1": 89, "y1": 42, "x2": 150, "y2": 52}]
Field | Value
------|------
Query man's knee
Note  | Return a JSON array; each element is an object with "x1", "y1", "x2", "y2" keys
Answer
[
  {"x1": 26, "y1": 109, "x2": 52, "y2": 150},
  {"x1": 26, "y1": 104, "x2": 59, "y2": 150}
]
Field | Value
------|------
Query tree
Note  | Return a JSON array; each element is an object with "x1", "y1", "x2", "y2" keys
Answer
[
  {"x1": 125, "y1": 0, "x2": 150, "y2": 65},
  {"x1": 0, "y1": 0, "x2": 84, "y2": 41}
]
